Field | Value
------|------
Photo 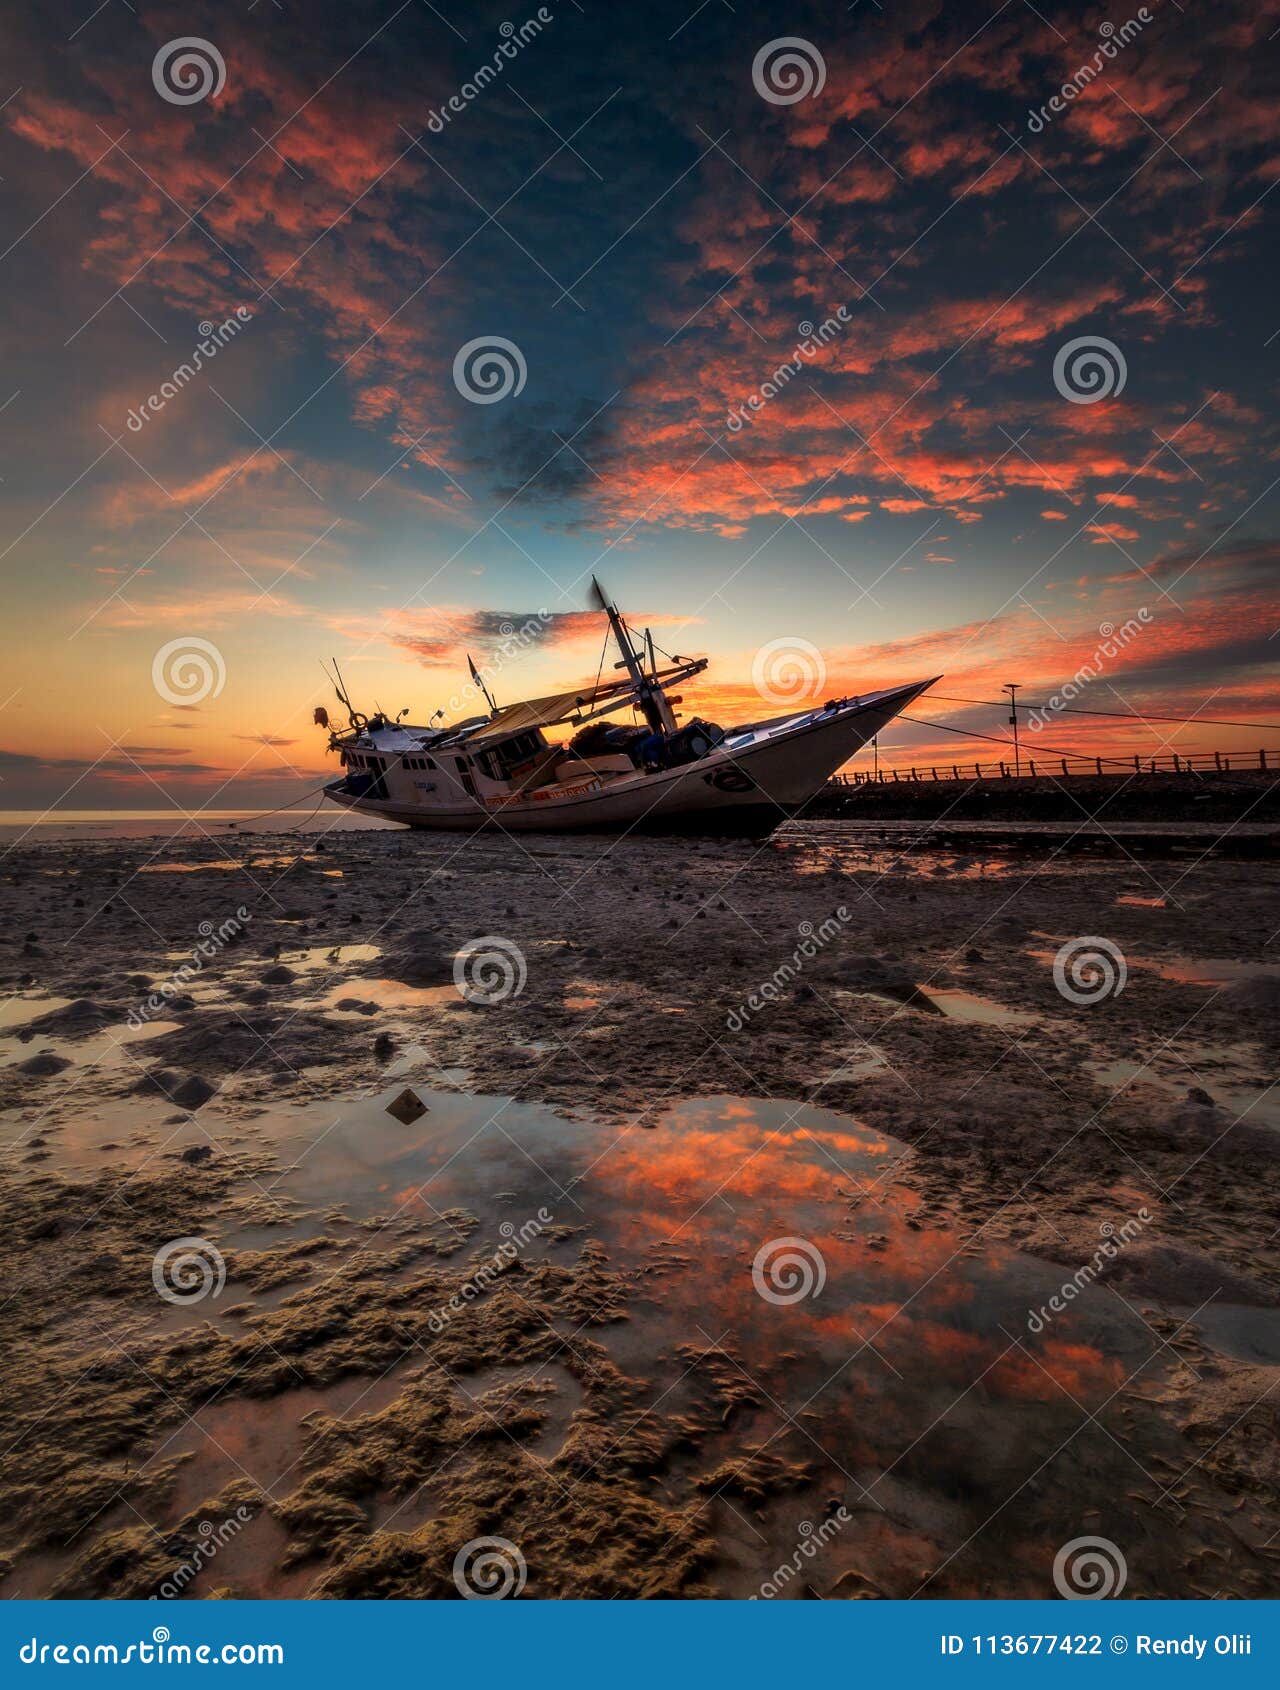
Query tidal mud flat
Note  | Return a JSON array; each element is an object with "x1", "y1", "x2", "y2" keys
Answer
[{"x1": 2, "y1": 822, "x2": 1279, "y2": 1600}]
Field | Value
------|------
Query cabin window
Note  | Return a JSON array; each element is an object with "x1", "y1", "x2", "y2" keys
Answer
[{"x1": 477, "y1": 730, "x2": 542, "y2": 781}]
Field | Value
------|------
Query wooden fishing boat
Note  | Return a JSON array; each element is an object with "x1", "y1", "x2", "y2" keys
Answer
[{"x1": 320, "y1": 580, "x2": 937, "y2": 834}]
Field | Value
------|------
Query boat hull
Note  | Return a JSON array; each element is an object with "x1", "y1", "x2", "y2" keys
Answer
[{"x1": 324, "y1": 682, "x2": 931, "y2": 835}]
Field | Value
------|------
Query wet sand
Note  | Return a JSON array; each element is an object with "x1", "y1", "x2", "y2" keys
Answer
[{"x1": 2, "y1": 822, "x2": 1278, "y2": 1599}]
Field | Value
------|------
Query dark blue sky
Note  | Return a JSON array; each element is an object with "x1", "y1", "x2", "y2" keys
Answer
[{"x1": 1, "y1": 0, "x2": 1277, "y2": 804}]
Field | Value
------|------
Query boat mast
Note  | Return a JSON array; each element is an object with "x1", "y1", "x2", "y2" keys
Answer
[{"x1": 590, "y1": 576, "x2": 677, "y2": 735}]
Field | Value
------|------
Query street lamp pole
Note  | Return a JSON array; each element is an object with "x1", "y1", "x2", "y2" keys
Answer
[{"x1": 1004, "y1": 683, "x2": 1022, "y2": 777}]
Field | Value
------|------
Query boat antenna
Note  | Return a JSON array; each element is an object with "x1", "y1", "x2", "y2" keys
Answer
[{"x1": 467, "y1": 652, "x2": 499, "y2": 716}]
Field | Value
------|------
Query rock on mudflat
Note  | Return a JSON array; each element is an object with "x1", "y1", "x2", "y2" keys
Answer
[
  {"x1": 170, "y1": 1075, "x2": 216, "y2": 1111},
  {"x1": 385, "y1": 1087, "x2": 429, "y2": 1125},
  {"x1": 135, "y1": 1069, "x2": 216, "y2": 1110},
  {"x1": 382, "y1": 932, "x2": 454, "y2": 988},
  {"x1": 827, "y1": 953, "x2": 919, "y2": 1001},
  {"x1": 25, "y1": 999, "x2": 114, "y2": 1037},
  {"x1": 18, "y1": 1051, "x2": 72, "y2": 1077}
]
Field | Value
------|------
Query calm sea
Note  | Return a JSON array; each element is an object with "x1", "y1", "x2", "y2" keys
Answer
[{"x1": 0, "y1": 809, "x2": 396, "y2": 843}]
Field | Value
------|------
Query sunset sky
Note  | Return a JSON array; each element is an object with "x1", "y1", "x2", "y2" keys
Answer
[{"x1": 1, "y1": 0, "x2": 1277, "y2": 810}]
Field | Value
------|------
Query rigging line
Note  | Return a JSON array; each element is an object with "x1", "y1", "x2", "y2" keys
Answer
[
  {"x1": 592, "y1": 626, "x2": 610, "y2": 695},
  {"x1": 928, "y1": 693, "x2": 1280, "y2": 731},
  {"x1": 896, "y1": 716, "x2": 1210, "y2": 770},
  {"x1": 225, "y1": 783, "x2": 332, "y2": 830}
]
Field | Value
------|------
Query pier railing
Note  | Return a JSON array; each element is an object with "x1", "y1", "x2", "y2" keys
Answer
[{"x1": 832, "y1": 749, "x2": 1275, "y2": 785}]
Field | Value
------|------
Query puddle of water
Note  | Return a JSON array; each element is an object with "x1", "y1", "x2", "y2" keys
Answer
[
  {"x1": 1144, "y1": 956, "x2": 1280, "y2": 989},
  {"x1": 319, "y1": 977, "x2": 461, "y2": 1015},
  {"x1": 917, "y1": 987, "x2": 1038, "y2": 1029},
  {"x1": 1033, "y1": 947, "x2": 1278, "y2": 991},
  {"x1": 256, "y1": 1086, "x2": 1181, "y2": 1409},
  {"x1": 0, "y1": 1020, "x2": 181, "y2": 1071},
  {"x1": 135, "y1": 853, "x2": 339, "y2": 879},
  {"x1": 138, "y1": 860, "x2": 245, "y2": 874},
  {"x1": 280, "y1": 943, "x2": 382, "y2": 973},
  {"x1": 248, "y1": 854, "x2": 341, "y2": 874},
  {"x1": 844, "y1": 983, "x2": 1033, "y2": 1031},
  {"x1": 0, "y1": 993, "x2": 72, "y2": 1030},
  {"x1": 1089, "y1": 1046, "x2": 1280, "y2": 1131},
  {"x1": 0, "y1": 1363, "x2": 415, "y2": 1599},
  {"x1": 153, "y1": 1371, "x2": 414, "y2": 1525},
  {"x1": 1191, "y1": 1305, "x2": 1280, "y2": 1368},
  {"x1": 0, "y1": 1088, "x2": 277, "y2": 1175},
  {"x1": 823, "y1": 1048, "x2": 893, "y2": 1081},
  {"x1": 240, "y1": 1083, "x2": 1238, "y2": 1596},
  {"x1": 26, "y1": 1082, "x2": 1272, "y2": 1597}
]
